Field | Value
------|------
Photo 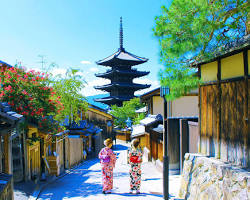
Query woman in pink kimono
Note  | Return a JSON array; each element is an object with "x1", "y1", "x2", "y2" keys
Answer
[
  {"x1": 98, "y1": 138, "x2": 117, "y2": 194},
  {"x1": 128, "y1": 138, "x2": 143, "y2": 194}
]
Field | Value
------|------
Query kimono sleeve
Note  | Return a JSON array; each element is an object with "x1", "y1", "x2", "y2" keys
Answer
[{"x1": 98, "y1": 148, "x2": 104, "y2": 160}]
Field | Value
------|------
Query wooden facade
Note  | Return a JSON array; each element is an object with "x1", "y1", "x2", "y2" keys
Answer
[
  {"x1": 115, "y1": 129, "x2": 131, "y2": 142},
  {"x1": 26, "y1": 126, "x2": 41, "y2": 180},
  {"x1": 150, "y1": 129, "x2": 163, "y2": 162},
  {"x1": 87, "y1": 106, "x2": 113, "y2": 140},
  {"x1": 0, "y1": 101, "x2": 23, "y2": 199},
  {"x1": 67, "y1": 136, "x2": 83, "y2": 168},
  {"x1": 198, "y1": 47, "x2": 249, "y2": 168}
]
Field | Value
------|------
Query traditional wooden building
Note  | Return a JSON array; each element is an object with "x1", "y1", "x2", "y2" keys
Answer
[
  {"x1": 141, "y1": 87, "x2": 198, "y2": 118},
  {"x1": 0, "y1": 102, "x2": 23, "y2": 200},
  {"x1": 87, "y1": 105, "x2": 114, "y2": 139},
  {"x1": 194, "y1": 36, "x2": 249, "y2": 167},
  {"x1": 94, "y1": 17, "x2": 150, "y2": 106},
  {"x1": 139, "y1": 87, "x2": 199, "y2": 172}
]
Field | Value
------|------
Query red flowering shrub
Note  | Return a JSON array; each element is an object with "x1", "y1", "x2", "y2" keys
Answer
[{"x1": 0, "y1": 66, "x2": 64, "y2": 134}]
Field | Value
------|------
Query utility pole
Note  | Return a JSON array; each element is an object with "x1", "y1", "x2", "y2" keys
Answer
[
  {"x1": 160, "y1": 86, "x2": 169, "y2": 200},
  {"x1": 37, "y1": 55, "x2": 47, "y2": 71}
]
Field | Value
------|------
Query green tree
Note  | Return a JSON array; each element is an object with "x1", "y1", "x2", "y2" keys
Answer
[
  {"x1": 110, "y1": 98, "x2": 145, "y2": 128},
  {"x1": 52, "y1": 68, "x2": 88, "y2": 124},
  {"x1": 153, "y1": 0, "x2": 249, "y2": 100}
]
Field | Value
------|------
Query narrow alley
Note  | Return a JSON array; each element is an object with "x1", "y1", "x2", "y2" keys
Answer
[{"x1": 33, "y1": 140, "x2": 180, "y2": 200}]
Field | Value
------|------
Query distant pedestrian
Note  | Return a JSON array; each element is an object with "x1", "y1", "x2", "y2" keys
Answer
[
  {"x1": 98, "y1": 138, "x2": 117, "y2": 194},
  {"x1": 83, "y1": 149, "x2": 87, "y2": 159},
  {"x1": 128, "y1": 138, "x2": 143, "y2": 194}
]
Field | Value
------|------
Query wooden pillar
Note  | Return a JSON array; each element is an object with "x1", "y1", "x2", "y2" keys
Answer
[
  {"x1": 243, "y1": 50, "x2": 249, "y2": 167},
  {"x1": 0, "y1": 135, "x2": 2, "y2": 173},
  {"x1": 4, "y1": 134, "x2": 12, "y2": 174},
  {"x1": 149, "y1": 128, "x2": 153, "y2": 161},
  {"x1": 22, "y1": 132, "x2": 28, "y2": 181},
  {"x1": 180, "y1": 119, "x2": 188, "y2": 173},
  {"x1": 150, "y1": 98, "x2": 153, "y2": 114},
  {"x1": 198, "y1": 65, "x2": 202, "y2": 153},
  {"x1": 217, "y1": 59, "x2": 221, "y2": 159}
]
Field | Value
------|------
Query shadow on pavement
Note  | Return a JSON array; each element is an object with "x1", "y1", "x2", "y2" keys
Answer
[
  {"x1": 14, "y1": 180, "x2": 36, "y2": 196},
  {"x1": 111, "y1": 192, "x2": 163, "y2": 198},
  {"x1": 143, "y1": 178, "x2": 161, "y2": 181},
  {"x1": 38, "y1": 157, "x2": 103, "y2": 199},
  {"x1": 113, "y1": 144, "x2": 129, "y2": 151}
]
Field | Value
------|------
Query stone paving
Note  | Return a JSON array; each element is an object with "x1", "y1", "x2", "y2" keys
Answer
[{"x1": 26, "y1": 140, "x2": 181, "y2": 200}]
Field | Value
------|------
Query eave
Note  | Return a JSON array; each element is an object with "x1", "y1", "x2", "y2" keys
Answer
[
  {"x1": 96, "y1": 49, "x2": 148, "y2": 67},
  {"x1": 94, "y1": 82, "x2": 151, "y2": 92},
  {"x1": 95, "y1": 69, "x2": 149, "y2": 78}
]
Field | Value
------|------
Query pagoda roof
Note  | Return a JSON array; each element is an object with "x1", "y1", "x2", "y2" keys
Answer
[
  {"x1": 94, "y1": 95, "x2": 133, "y2": 106},
  {"x1": 94, "y1": 82, "x2": 151, "y2": 92},
  {"x1": 95, "y1": 69, "x2": 149, "y2": 78},
  {"x1": 96, "y1": 48, "x2": 148, "y2": 66}
]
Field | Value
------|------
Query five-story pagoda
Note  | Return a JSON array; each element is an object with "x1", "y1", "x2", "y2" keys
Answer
[{"x1": 94, "y1": 17, "x2": 150, "y2": 107}]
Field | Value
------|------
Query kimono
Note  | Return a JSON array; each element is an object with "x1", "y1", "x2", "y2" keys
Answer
[
  {"x1": 98, "y1": 147, "x2": 117, "y2": 191},
  {"x1": 128, "y1": 148, "x2": 143, "y2": 191}
]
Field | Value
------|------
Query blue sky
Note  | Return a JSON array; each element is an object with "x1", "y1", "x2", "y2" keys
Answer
[{"x1": 0, "y1": 0, "x2": 171, "y2": 96}]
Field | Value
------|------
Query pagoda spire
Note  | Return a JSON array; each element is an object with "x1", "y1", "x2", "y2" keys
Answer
[{"x1": 119, "y1": 17, "x2": 124, "y2": 51}]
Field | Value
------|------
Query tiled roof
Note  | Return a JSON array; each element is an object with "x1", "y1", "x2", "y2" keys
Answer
[
  {"x1": 152, "y1": 124, "x2": 163, "y2": 133},
  {"x1": 0, "y1": 60, "x2": 12, "y2": 68},
  {"x1": 95, "y1": 69, "x2": 149, "y2": 78},
  {"x1": 0, "y1": 102, "x2": 23, "y2": 124},
  {"x1": 140, "y1": 114, "x2": 163, "y2": 126},
  {"x1": 131, "y1": 124, "x2": 145, "y2": 138},
  {"x1": 94, "y1": 82, "x2": 151, "y2": 90},
  {"x1": 67, "y1": 120, "x2": 102, "y2": 136},
  {"x1": 96, "y1": 48, "x2": 148, "y2": 66}
]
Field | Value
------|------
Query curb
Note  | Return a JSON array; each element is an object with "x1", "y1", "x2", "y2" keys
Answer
[{"x1": 28, "y1": 160, "x2": 91, "y2": 200}]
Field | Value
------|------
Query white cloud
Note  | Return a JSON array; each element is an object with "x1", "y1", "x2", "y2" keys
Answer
[
  {"x1": 75, "y1": 71, "x2": 87, "y2": 76},
  {"x1": 89, "y1": 67, "x2": 99, "y2": 72},
  {"x1": 80, "y1": 60, "x2": 91, "y2": 65},
  {"x1": 81, "y1": 78, "x2": 110, "y2": 96},
  {"x1": 50, "y1": 68, "x2": 67, "y2": 76}
]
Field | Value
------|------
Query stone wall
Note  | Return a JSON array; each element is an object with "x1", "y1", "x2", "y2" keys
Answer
[{"x1": 179, "y1": 153, "x2": 249, "y2": 200}]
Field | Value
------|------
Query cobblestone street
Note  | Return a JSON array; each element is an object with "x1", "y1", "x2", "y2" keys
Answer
[{"x1": 31, "y1": 140, "x2": 180, "y2": 200}]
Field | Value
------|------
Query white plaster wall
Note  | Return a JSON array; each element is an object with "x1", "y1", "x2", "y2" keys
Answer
[
  {"x1": 152, "y1": 96, "x2": 164, "y2": 116},
  {"x1": 171, "y1": 96, "x2": 198, "y2": 117}
]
